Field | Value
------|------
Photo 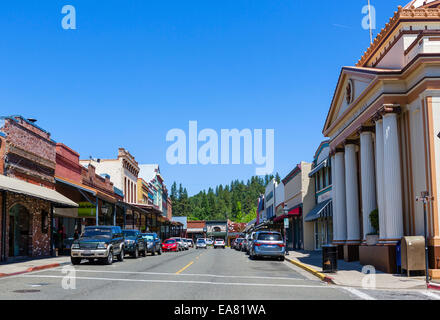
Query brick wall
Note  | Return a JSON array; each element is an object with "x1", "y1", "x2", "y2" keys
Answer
[
  {"x1": 3, "y1": 117, "x2": 55, "y2": 163},
  {"x1": 55, "y1": 143, "x2": 82, "y2": 183},
  {"x1": 4, "y1": 193, "x2": 51, "y2": 259}
]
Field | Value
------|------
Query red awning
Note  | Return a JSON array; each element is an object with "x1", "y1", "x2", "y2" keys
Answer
[
  {"x1": 273, "y1": 207, "x2": 302, "y2": 222},
  {"x1": 288, "y1": 207, "x2": 301, "y2": 215}
]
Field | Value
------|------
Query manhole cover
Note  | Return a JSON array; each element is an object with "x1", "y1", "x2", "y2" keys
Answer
[{"x1": 13, "y1": 289, "x2": 41, "y2": 293}]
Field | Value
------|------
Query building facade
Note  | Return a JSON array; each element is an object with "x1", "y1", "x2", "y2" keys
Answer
[
  {"x1": 323, "y1": 1, "x2": 440, "y2": 275},
  {"x1": 304, "y1": 141, "x2": 333, "y2": 251},
  {"x1": 281, "y1": 162, "x2": 315, "y2": 250},
  {"x1": 0, "y1": 116, "x2": 77, "y2": 261}
]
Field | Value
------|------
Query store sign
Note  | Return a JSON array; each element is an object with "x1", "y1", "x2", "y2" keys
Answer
[
  {"x1": 78, "y1": 202, "x2": 96, "y2": 217},
  {"x1": 284, "y1": 218, "x2": 289, "y2": 228}
]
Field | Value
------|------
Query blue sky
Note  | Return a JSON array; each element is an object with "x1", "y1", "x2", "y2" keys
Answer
[{"x1": 0, "y1": 0, "x2": 404, "y2": 195}]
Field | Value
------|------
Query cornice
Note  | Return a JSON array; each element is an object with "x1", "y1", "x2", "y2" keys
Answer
[{"x1": 357, "y1": 6, "x2": 440, "y2": 67}]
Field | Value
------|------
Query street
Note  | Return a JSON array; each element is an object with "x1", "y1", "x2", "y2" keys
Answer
[{"x1": 0, "y1": 247, "x2": 439, "y2": 300}]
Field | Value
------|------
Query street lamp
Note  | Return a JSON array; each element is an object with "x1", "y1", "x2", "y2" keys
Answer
[
  {"x1": 416, "y1": 191, "x2": 434, "y2": 286},
  {"x1": 283, "y1": 204, "x2": 289, "y2": 256}
]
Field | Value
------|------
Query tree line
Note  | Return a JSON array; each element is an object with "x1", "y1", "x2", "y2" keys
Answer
[{"x1": 170, "y1": 173, "x2": 281, "y2": 223}]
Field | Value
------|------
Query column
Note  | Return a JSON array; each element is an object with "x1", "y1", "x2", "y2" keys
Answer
[
  {"x1": 345, "y1": 143, "x2": 361, "y2": 242},
  {"x1": 331, "y1": 154, "x2": 338, "y2": 241},
  {"x1": 382, "y1": 112, "x2": 404, "y2": 240},
  {"x1": 334, "y1": 151, "x2": 347, "y2": 241},
  {"x1": 375, "y1": 118, "x2": 387, "y2": 240},
  {"x1": 360, "y1": 130, "x2": 377, "y2": 239}
]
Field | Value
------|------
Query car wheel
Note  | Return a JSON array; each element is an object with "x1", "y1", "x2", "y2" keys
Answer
[
  {"x1": 133, "y1": 247, "x2": 139, "y2": 259},
  {"x1": 117, "y1": 248, "x2": 124, "y2": 262},
  {"x1": 71, "y1": 257, "x2": 81, "y2": 265},
  {"x1": 158, "y1": 247, "x2": 162, "y2": 255},
  {"x1": 152, "y1": 248, "x2": 156, "y2": 256},
  {"x1": 104, "y1": 250, "x2": 113, "y2": 265},
  {"x1": 142, "y1": 248, "x2": 147, "y2": 257},
  {"x1": 279, "y1": 256, "x2": 285, "y2": 262}
]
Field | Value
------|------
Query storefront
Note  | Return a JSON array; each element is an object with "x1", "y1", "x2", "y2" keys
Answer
[
  {"x1": 0, "y1": 175, "x2": 78, "y2": 261},
  {"x1": 304, "y1": 141, "x2": 334, "y2": 251}
]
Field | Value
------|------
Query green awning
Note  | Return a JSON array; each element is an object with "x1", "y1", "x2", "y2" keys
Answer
[{"x1": 304, "y1": 199, "x2": 332, "y2": 222}]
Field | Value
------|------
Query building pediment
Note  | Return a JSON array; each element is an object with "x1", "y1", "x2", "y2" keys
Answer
[{"x1": 323, "y1": 68, "x2": 377, "y2": 136}]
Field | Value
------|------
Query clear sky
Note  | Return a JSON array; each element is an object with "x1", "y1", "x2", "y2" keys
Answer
[{"x1": 0, "y1": 0, "x2": 405, "y2": 195}]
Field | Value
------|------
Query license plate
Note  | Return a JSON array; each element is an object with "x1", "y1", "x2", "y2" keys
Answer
[{"x1": 83, "y1": 250, "x2": 92, "y2": 255}]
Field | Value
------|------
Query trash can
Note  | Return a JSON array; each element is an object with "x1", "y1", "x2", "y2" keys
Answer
[{"x1": 322, "y1": 244, "x2": 337, "y2": 273}]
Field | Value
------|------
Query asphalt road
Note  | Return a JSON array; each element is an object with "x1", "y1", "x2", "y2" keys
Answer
[{"x1": 0, "y1": 247, "x2": 439, "y2": 300}]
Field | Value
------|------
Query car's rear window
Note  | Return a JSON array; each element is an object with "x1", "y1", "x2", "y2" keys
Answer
[
  {"x1": 164, "y1": 239, "x2": 176, "y2": 244},
  {"x1": 257, "y1": 233, "x2": 282, "y2": 241},
  {"x1": 197, "y1": 239, "x2": 205, "y2": 243}
]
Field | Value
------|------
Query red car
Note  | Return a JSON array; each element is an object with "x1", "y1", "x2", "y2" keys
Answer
[{"x1": 162, "y1": 239, "x2": 178, "y2": 252}]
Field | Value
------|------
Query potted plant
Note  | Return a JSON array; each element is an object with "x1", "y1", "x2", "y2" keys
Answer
[{"x1": 366, "y1": 209, "x2": 379, "y2": 245}]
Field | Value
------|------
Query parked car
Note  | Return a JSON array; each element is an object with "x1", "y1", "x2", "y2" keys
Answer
[
  {"x1": 171, "y1": 237, "x2": 187, "y2": 251},
  {"x1": 233, "y1": 238, "x2": 244, "y2": 250},
  {"x1": 122, "y1": 229, "x2": 147, "y2": 258},
  {"x1": 205, "y1": 238, "x2": 214, "y2": 246},
  {"x1": 249, "y1": 231, "x2": 285, "y2": 261},
  {"x1": 246, "y1": 232, "x2": 256, "y2": 255},
  {"x1": 185, "y1": 239, "x2": 194, "y2": 248},
  {"x1": 214, "y1": 239, "x2": 225, "y2": 249},
  {"x1": 162, "y1": 238, "x2": 179, "y2": 252},
  {"x1": 196, "y1": 238, "x2": 207, "y2": 249},
  {"x1": 71, "y1": 226, "x2": 125, "y2": 265},
  {"x1": 141, "y1": 232, "x2": 162, "y2": 256}
]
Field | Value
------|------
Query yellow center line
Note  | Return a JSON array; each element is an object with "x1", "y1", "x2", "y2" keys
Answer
[{"x1": 176, "y1": 261, "x2": 194, "y2": 274}]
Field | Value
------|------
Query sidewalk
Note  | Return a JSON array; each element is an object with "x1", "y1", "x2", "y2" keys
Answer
[
  {"x1": 0, "y1": 256, "x2": 71, "y2": 277},
  {"x1": 286, "y1": 250, "x2": 427, "y2": 290}
]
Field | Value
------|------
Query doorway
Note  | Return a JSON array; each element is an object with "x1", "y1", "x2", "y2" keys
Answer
[{"x1": 8, "y1": 204, "x2": 30, "y2": 257}]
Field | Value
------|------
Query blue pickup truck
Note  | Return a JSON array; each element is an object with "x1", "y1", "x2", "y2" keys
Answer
[{"x1": 141, "y1": 232, "x2": 162, "y2": 256}]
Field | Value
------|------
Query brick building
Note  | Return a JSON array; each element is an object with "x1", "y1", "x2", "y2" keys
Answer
[{"x1": 0, "y1": 116, "x2": 77, "y2": 261}]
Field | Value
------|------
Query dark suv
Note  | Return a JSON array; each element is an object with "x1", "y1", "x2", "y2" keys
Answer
[
  {"x1": 141, "y1": 232, "x2": 162, "y2": 256},
  {"x1": 122, "y1": 229, "x2": 147, "y2": 258},
  {"x1": 71, "y1": 226, "x2": 125, "y2": 265}
]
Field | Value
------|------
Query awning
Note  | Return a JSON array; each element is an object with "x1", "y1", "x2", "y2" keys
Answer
[
  {"x1": 273, "y1": 206, "x2": 302, "y2": 222},
  {"x1": 53, "y1": 207, "x2": 78, "y2": 218},
  {"x1": 304, "y1": 199, "x2": 332, "y2": 222},
  {"x1": 0, "y1": 174, "x2": 78, "y2": 208},
  {"x1": 309, "y1": 159, "x2": 328, "y2": 177}
]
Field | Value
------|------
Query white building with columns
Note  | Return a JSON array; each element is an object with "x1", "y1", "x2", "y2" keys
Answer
[{"x1": 323, "y1": 1, "x2": 440, "y2": 276}]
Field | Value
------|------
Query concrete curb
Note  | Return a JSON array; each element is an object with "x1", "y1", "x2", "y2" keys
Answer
[
  {"x1": 0, "y1": 261, "x2": 70, "y2": 278},
  {"x1": 285, "y1": 257, "x2": 335, "y2": 284}
]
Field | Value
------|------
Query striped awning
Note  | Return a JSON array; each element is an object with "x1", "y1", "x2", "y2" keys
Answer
[
  {"x1": 304, "y1": 199, "x2": 332, "y2": 222},
  {"x1": 309, "y1": 159, "x2": 328, "y2": 177}
]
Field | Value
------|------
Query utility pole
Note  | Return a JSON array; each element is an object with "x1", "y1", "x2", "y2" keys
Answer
[
  {"x1": 368, "y1": 0, "x2": 373, "y2": 44},
  {"x1": 416, "y1": 191, "x2": 434, "y2": 285}
]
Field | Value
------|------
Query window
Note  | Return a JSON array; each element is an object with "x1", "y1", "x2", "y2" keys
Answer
[{"x1": 257, "y1": 233, "x2": 282, "y2": 241}]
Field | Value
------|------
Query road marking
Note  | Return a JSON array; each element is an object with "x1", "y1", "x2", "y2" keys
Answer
[
  {"x1": 44, "y1": 268, "x2": 306, "y2": 281},
  {"x1": 340, "y1": 287, "x2": 376, "y2": 300},
  {"x1": 176, "y1": 261, "x2": 194, "y2": 274},
  {"x1": 19, "y1": 274, "x2": 335, "y2": 289},
  {"x1": 420, "y1": 290, "x2": 440, "y2": 300}
]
